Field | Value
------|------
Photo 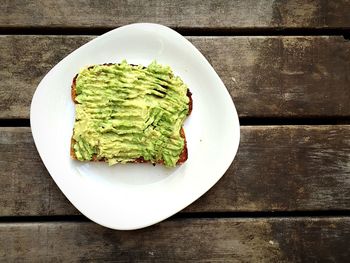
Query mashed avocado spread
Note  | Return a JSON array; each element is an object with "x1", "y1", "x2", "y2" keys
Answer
[{"x1": 72, "y1": 60, "x2": 190, "y2": 167}]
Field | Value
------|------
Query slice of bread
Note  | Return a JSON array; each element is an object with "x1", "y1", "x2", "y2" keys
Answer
[{"x1": 71, "y1": 63, "x2": 192, "y2": 165}]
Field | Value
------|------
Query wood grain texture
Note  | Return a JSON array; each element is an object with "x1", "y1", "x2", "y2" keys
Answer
[
  {"x1": 1, "y1": 35, "x2": 350, "y2": 119},
  {"x1": 1, "y1": 0, "x2": 350, "y2": 29},
  {"x1": 1, "y1": 126, "x2": 349, "y2": 216},
  {"x1": 0, "y1": 218, "x2": 349, "y2": 262}
]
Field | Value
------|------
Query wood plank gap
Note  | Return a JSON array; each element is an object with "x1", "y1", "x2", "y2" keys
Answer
[
  {"x1": 239, "y1": 117, "x2": 350, "y2": 126},
  {"x1": 1, "y1": 211, "x2": 350, "y2": 224},
  {"x1": 0, "y1": 27, "x2": 349, "y2": 38},
  {"x1": 174, "y1": 210, "x2": 350, "y2": 219},
  {"x1": 0, "y1": 119, "x2": 30, "y2": 127},
  {"x1": 0, "y1": 215, "x2": 88, "y2": 223}
]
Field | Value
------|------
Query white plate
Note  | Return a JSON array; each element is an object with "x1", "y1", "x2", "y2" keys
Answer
[{"x1": 30, "y1": 23, "x2": 240, "y2": 230}]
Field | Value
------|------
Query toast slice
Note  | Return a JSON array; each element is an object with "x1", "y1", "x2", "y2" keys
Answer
[{"x1": 71, "y1": 62, "x2": 192, "y2": 166}]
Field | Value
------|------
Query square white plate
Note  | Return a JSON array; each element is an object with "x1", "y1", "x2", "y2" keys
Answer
[{"x1": 30, "y1": 23, "x2": 240, "y2": 230}]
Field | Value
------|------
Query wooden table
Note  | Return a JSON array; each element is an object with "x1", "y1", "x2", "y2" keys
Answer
[{"x1": 1, "y1": 1, "x2": 350, "y2": 261}]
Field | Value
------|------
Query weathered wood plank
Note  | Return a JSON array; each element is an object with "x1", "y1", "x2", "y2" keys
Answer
[
  {"x1": 2, "y1": 0, "x2": 350, "y2": 29},
  {"x1": 1, "y1": 35, "x2": 350, "y2": 119},
  {"x1": 1, "y1": 126, "x2": 349, "y2": 216},
  {"x1": 188, "y1": 125, "x2": 350, "y2": 213},
  {"x1": 0, "y1": 218, "x2": 349, "y2": 262}
]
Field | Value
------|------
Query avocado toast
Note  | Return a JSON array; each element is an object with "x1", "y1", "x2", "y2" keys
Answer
[{"x1": 71, "y1": 60, "x2": 192, "y2": 167}]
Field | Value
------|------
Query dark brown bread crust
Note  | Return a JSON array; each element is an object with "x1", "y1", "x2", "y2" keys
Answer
[{"x1": 71, "y1": 64, "x2": 192, "y2": 165}]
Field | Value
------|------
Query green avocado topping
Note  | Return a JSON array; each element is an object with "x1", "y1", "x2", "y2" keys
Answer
[{"x1": 72, "y1": 60, "x2": 190, "y2": 167}]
